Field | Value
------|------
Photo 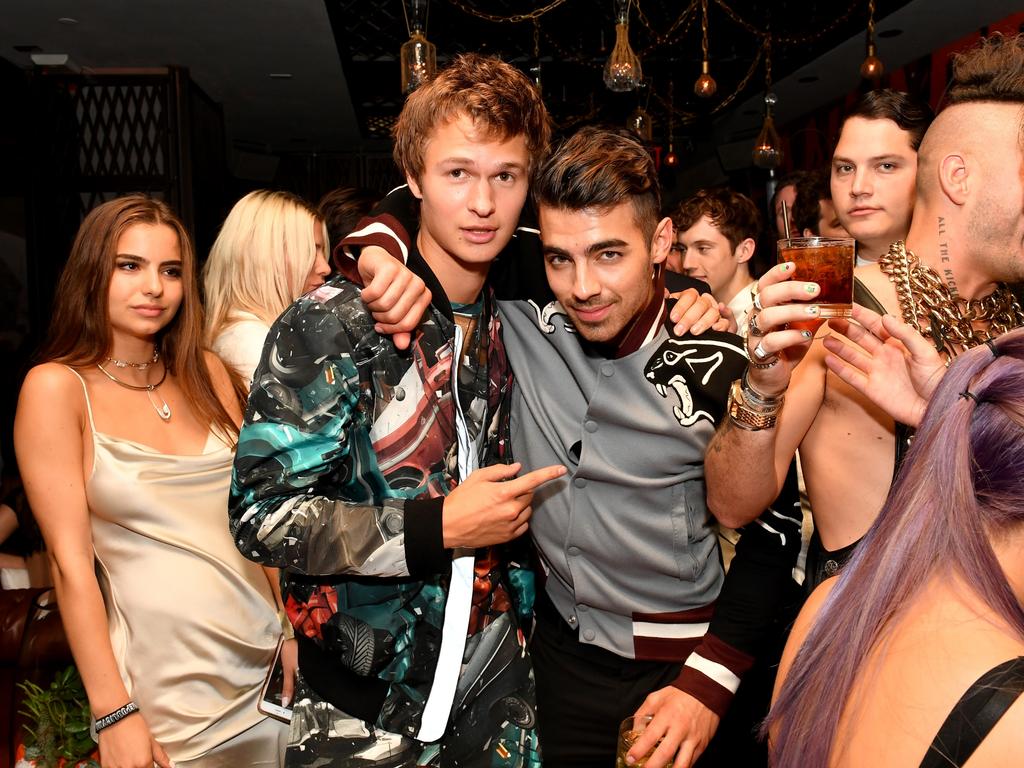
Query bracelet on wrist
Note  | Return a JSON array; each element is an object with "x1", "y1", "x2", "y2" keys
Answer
[
  {"x1": 741, "y1": 367, "x2": 785, "y2": 408},
  {"x1": 728, "y1": 379, "x2": 780, "y2": 431},
  {"x1": 94, "y1": 700, "x2": 140, "y2": 733}
]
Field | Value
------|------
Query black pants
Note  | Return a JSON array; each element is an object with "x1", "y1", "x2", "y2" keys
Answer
[{"x1": 530, "y1": 593, "x2": 772, "y2": 768}]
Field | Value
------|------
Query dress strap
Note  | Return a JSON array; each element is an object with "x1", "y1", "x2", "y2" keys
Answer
[
  {"x1": 62, "y1": 365, "x2": 98, "y2": 436},
  {"x1": 919, "y1": 656, "x2": 1024, "y2": 768}
]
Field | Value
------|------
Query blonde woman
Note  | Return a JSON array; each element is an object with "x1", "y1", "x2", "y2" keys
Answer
[
  {"x1": 14, "y1": 196, "x2": 289, "y2": 767},
  {"x1": 203, "y1": 190, "x2": 330, "y2": 384}
]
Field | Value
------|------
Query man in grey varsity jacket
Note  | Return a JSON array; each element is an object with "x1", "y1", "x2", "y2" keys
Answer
[{"x1": 341, "y1": 127, "x2": 801, "y2": 768}]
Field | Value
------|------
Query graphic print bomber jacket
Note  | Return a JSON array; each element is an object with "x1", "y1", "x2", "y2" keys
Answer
[
  {"x1": 339, "y1": 187, "x2": 803, "y2": 720},
  {"x1": 228, "y1": 270, "x2": 531, "y2": 740}
]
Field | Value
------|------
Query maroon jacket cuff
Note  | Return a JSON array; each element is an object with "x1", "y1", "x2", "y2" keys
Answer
[{"x1": 670, "y1": 634, "x2": 755, "y2": 719}]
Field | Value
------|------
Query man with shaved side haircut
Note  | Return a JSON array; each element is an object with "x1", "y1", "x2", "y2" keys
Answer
[{"x1": 704, "y1": 34, "x2": 1024, "y2": 590}]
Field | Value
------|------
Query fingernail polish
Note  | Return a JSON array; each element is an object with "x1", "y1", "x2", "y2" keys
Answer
[
  {"x1": 780, "y1": 263, "x2": 792, "y2": 272},
  {"x1": 801, "y1": 330, "x2": 813, "y2": 339},
  {"x1": 806, "y1": 305, "x2": 819, "y2": 316},
  {"x1": 804, "y1": 283, "x2": 818, "y2": 294}
]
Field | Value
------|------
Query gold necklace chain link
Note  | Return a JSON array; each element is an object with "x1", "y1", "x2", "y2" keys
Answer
[{"x1": 879, "y1": 241, "x2": 1024, "y2": 358}]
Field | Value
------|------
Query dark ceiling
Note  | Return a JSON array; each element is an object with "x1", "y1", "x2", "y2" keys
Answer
[{"x1": 326, "y1": 0, "x2": 914, "y2": 144}]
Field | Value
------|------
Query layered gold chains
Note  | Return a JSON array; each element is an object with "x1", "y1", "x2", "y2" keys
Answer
[{"x1": 879, "y1": 241, "x2": 1024, "y2": 358}]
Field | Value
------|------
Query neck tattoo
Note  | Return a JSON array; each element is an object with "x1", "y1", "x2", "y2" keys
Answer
[
  {"x1": 96, "y1": 361, "x2": 172, "y2": 421},
  {"x1": 879, "y1": 240, "x2": 1024, "y2": 359}
]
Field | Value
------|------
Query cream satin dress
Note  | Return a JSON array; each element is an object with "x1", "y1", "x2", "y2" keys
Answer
[{"x1": 69, "y1": 368, "x2": 286, "y2": 766}]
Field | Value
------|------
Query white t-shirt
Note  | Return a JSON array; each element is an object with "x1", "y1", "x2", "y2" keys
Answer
[{"x1": 211, "y1": 311, "x2": 271, "y2": 386}]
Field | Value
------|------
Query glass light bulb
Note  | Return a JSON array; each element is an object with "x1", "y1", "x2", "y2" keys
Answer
[
  {"x1": 694, "y1": 73, "x2": 717, "y2": 98},
  {"x1": 628, "y1": 107, "x2": 652, "y2": 141},
  {"x1": 400, "y1": 31, "x2": 436, "y2": 95},
  {"x1": 860, "y1": 43, "x2": 884, "y2": 80},
  {"x1": 603, "y1": 22, "x2": 643, "y2": 92},
  {"x1": 752, "y1": 114, "x2": 783, "y2": 169}
]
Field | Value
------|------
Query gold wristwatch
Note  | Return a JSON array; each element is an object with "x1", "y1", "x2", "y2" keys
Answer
[{"x1": 728, "y1": 379, "x2": 781, "y2": 431}]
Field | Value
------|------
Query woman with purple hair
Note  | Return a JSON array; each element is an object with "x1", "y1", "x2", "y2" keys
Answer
[{"x1": 767, "y1": 329, "x2": 1024, "y2": 767}]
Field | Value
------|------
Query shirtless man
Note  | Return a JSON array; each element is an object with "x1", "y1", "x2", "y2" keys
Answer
[
  {"x1": 705, "y1": 33, "x2": 1024, "y2": 590},
  {"x1": 830, "y1": 89, "x2": 932, "y2": 264}
]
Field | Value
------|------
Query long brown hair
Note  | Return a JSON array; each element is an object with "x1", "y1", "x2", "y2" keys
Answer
[{"x1": 38, "y1": 195, "x2": 238, "y2": 441}]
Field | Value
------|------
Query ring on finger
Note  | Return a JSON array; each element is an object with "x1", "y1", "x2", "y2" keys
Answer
[
  {"x1": 753, "y1": 340, "x2": 773, "y2": 361},
  {"x1": 751, "y1": 289, "x2": 764, "y2": 313},
  {"x1": 748, "y1": 312, "x2": 766, "y2": 337}
]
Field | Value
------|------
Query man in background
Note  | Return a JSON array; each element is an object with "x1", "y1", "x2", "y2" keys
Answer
[{"x1": 671, "y1": 188, "x2": 763, "y2": 336}]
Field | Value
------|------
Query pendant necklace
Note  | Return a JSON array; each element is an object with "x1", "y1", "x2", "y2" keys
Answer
[{"x1": 96, "y1": 361, "x2": 173, "y2": 421}]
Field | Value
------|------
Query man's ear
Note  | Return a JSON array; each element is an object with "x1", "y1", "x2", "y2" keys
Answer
[
  {"x1": 937, "y1": 153, "x2": 969, "y2": 206},
  {"x1": 802, "y1": 227, "x2": 815, "y2": 238},
  {"x1": 407, "y1": 172, "x2": 424, "y2": 201},
  {"x1": 734, "y1": 238, "x2": 756, "y2": 264},
  {"x1": 650, "y1": 216, "x2": 673, "y2": 266}
]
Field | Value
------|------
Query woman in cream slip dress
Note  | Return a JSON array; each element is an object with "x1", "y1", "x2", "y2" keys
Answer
[{"x1": 14, "y1": 196, "x2": 289, "y2": 768}]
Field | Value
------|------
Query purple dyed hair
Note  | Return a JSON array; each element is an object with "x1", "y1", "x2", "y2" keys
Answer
[{"x1": 766, "y1": 328, "x2": 1024, "y2": 766}]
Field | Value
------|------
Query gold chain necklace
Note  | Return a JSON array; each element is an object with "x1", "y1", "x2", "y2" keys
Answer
[
  {"x1": 96, "y1": 362, "x2": 172, "y2": 421},
  {"x1": 878, "y1": 241, "x2": 1024, "y2": 358}
]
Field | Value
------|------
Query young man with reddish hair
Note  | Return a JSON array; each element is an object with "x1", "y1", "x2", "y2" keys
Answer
[
  {"x1": 229, "y1": 54, "x2": 562, "y2": 767},
  {"x1": 671, "y1": 188, "x2": 763, "y2": 336}
]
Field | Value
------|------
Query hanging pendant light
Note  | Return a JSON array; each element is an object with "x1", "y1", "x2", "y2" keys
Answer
[
  {"x1": 664, "y1": 79, "x2": 679, "y2": 166},
  {"x1": 603, "y1": 0, "x2": 643, "y2": 92},
  {"x1": 860, "y1": 0, "x2": 884, "y2": 80},
  {"x1": 400, "y1": 0, "x2": 436, "y2": 94},
  {"x1": 693, "y1": 0, "x2": 717, "y2": 98},
  {"x1": 628, "y1": 106, "x2": 653, "y2": 141},
  {"x1": 752, "y1": 93, "x2": 783, "y2": 170},
  {"x1": 529, "y1": 19, "x2": 543, "y2": 90}
]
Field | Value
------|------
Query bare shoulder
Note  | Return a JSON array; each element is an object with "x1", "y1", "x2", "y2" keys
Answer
[
  {"x1": 792, "y1": 578, "x2": 839, "y2": 645},
  {"x1": 19, "y1": 363, "x2": 87, "y2": 417}
]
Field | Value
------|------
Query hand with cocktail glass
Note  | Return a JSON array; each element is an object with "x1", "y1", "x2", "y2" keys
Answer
[
  {"x1": 741, "y1": 237, "x2": 856, "y2": 401},
  {"x1": 617, "y1": 688, "x2": 720, "y2": 768}
]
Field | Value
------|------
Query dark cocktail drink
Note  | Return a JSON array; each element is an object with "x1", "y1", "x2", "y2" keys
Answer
[{"x1": 777, "y1": 237, "x2": 855, "y2": 318}]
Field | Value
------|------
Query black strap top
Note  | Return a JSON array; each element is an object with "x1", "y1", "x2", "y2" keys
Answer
[{"x1": 918, "y1": 656, "x2": 1024, "y2": 768}]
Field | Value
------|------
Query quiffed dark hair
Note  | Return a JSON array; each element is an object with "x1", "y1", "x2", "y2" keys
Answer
[
  {"x1": 842, "y1": 89, "x2": 934, "y2": 151},
  {"x1": 531, "y1": 126, "x2": 661, "y2": 243},
  {"x1": 945, "y1": 33, "x2": 1024, "y2": 106},
  {"x1": 670, "y1": 187, "x2": 762, "y2": 251}
]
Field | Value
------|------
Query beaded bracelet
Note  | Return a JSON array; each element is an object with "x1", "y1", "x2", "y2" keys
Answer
[{"x1": 94, "y1": 701, "x2": 140, "y2": 733}]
